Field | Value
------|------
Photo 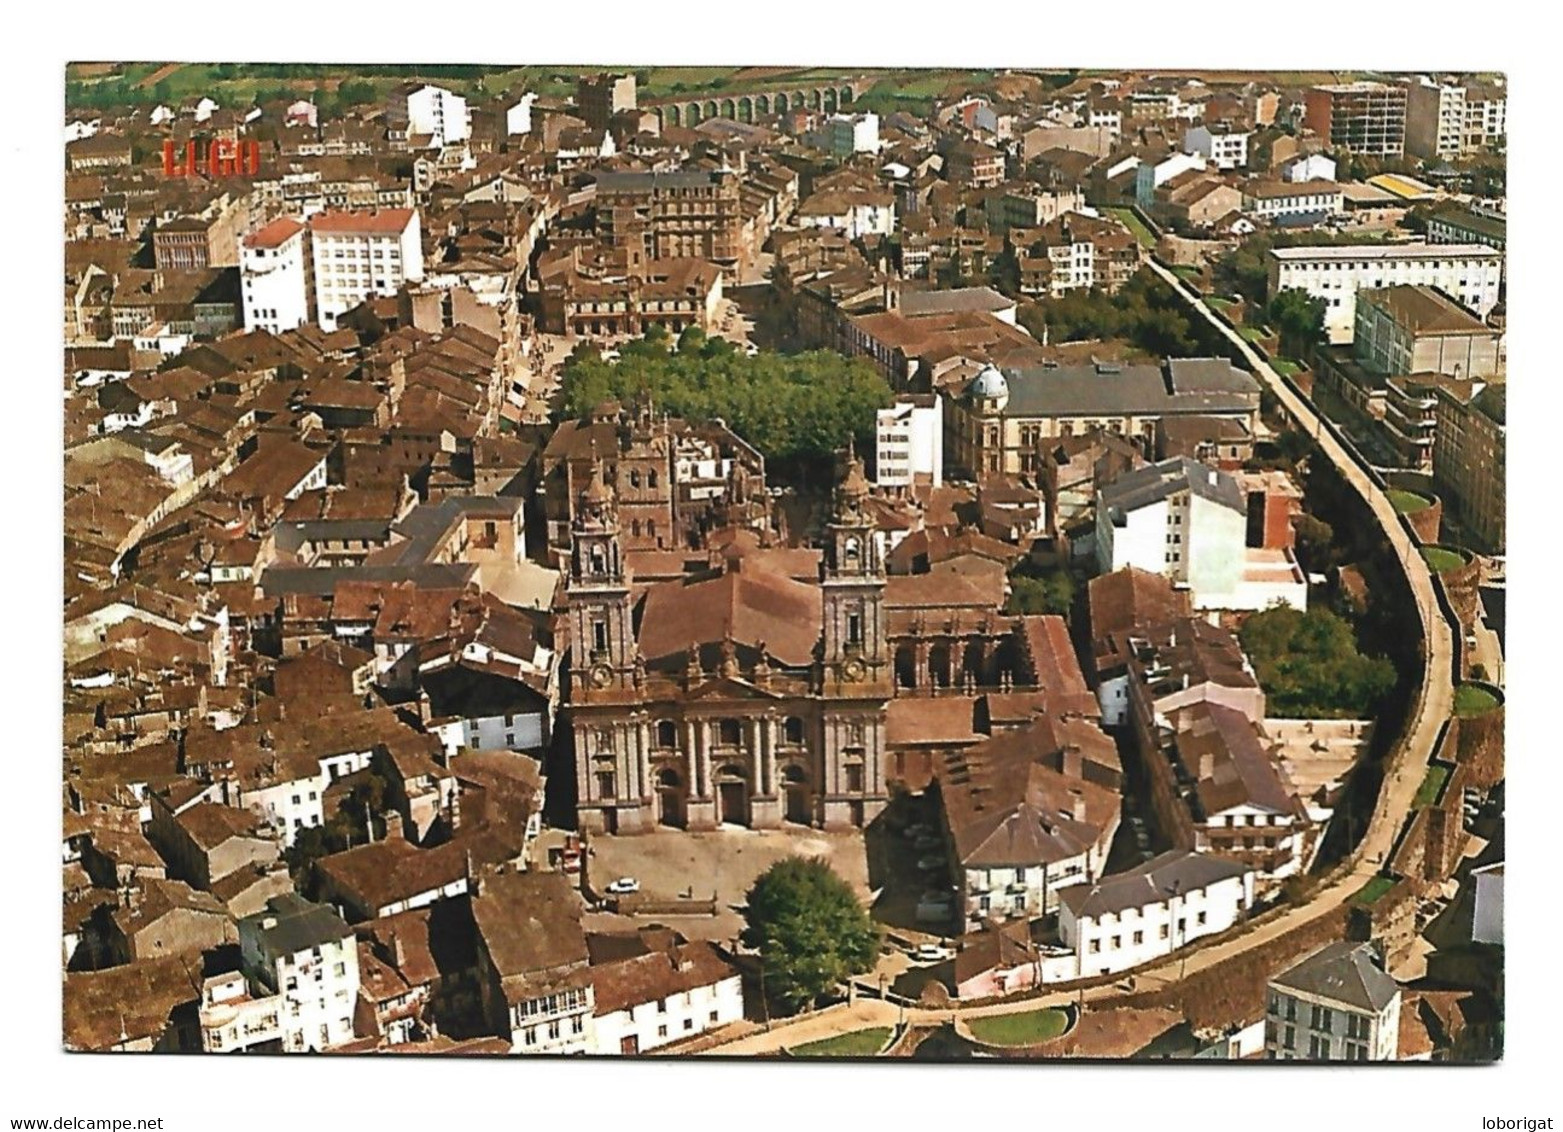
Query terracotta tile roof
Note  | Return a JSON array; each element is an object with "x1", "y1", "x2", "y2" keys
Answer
[
  {"x1": 243, "y1": 216, "x2": 305, "y2": 249},
  {"x1": 590, "y1": 940, "x2": 738, "y2": 1016},
  {"x1": 309, "y1": 208, "x2": 417, "y2": 235},
  {"x1": 637, "y1": 561, "x2": 822, "y2": 668}
]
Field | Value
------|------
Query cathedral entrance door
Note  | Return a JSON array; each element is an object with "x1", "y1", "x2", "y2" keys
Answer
[{"x1": 716, "y1": 765, "x2": 749, "y2": 827}]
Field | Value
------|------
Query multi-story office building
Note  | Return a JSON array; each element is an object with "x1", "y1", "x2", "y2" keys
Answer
[
  {"x1": 1433, "y1": 381, "x2": 1506, "y2": 553},
  {"x1": 308, "y1": 209, "x2": 424, "y2": 331},
  {"x1": 239, "y1": 217, "x2": 311, "y2": 334},
  {"x1": 1266, "y1": 243, "x2": 1502, "y2": 343},
  {"x1": 1304, "y1": 82, "x2": 1407, "y2": 157},
  {"x1": 1266, "y1": 942, "x2": 1402, "y2": 1061}
]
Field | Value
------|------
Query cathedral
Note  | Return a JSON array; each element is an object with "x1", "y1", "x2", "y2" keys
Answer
[
  {"x1": 565, "y1": 447, "x2": 892, "y2": 833},
  {"x1": 564, "y1": 444, "x2": 1097, "y2": 835}
]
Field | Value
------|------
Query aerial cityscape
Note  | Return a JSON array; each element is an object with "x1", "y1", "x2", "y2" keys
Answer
[{"x1": 61, "y1": 63, "x2": 1505, "y2": 1062}]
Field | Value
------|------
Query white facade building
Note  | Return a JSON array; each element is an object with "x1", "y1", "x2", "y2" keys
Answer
[
  {"x1": 875, "y1": 395, "x2": 943, "y2": 488},
  {"x1": 1096, "y1": 458, "x2": 1247, "y2": 610},
  {"x1": 588, "y1": 943, "x2": 744, "y2": 1055},
  {"x1": 1266, "y1": 942, "x2": 1401, "y2": 1061},
  {"x1": 238, "y1": 746, "x2": 377, "y2": 847},
  {"x1": 1183, "y1": 124, "x2": 1250, "y2": 170},
  {"x1": 1059, "y1": 852, "x2": 1255, "y2": 979},
  {"x1": 309, "y1": 209, "x2": 425, "y2": 331},
  {"x1": 1134, "y1": 152, "x2": 1205, "y2": 207},
  {"x1": 203, "y1": 895, "x2": 361, "y2": 1053},
  {"x1": 1281, "y1": 153, "x2": 1338, "y2": 184},
  {"x1": 1241, "y1": 180, "x2": 1345, "y2": 222},
  {"x1": 240, "y1": 217, "x2": 311, "y2": 334},
  {"x1": 1266, "y1": 243, "x2": 1503, "y2": 344},
  {"x1": 507, "y1": 93, "x2": 538, "y2": 136},
  {"x1": 401, "y1": 84, "x2": 471, "y2": 146}
]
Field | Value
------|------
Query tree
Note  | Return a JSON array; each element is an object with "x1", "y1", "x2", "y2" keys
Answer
[
  {"x1": 1239, "y1": 605, "x2": 1396, "y2": 718},
  {"x1": 1292, "y1": 513, "x2": 1338, "y2": 573},
  {"x1": 742, "y1": 856, "x2": 880, "y2": 1013},
  {"x1": 1005, "y1": 564, "x2": 1074, "y2": 618},
  {"x1": 1268, "y1": 288, "x2": 1326, "y2": 355}
]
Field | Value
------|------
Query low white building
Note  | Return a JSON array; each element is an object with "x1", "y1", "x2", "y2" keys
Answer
[
  {"x1": 507, "y1": 93, "x2": 538, "y2": 136},
  {"x1": 1266, "y1": 941, "x2": 1401, "y2": 1061},
  {"x1": 589, "y1": 941, "x2": 744, "y2": 1055},
  {"x1": 1135, "y1": 152, "x2": 1205, "y2": 207},
  {"x1": 1059, "y1": 851, "x2": 1255, "y2": 979},
  {"x1": 240, "y1": 217, "x2": 311, "y2": 334},
  {"x1": 875, "y1": 394, "x2": 943, "y2": 488},
  {"x1": 1241, "y1": 179, "x2": 1345, "y2": 223},
  {"x1": 202, "y1": 895, "x2": 360, "y2": 1053},
  {"x1": 1281, "y1": 153, "x2": 1338, "y2": 184},
  {"x1": 796, "y1": 188, "x2": 895, "y2": 239}
]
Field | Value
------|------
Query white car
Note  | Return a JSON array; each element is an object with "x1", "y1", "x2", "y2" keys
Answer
[
  {"x1": 604, "y1": 877, "x2": 640, "y2": 895},
  {"x1": 913, "y1": 943, "x2": 955, "y2": 963}
]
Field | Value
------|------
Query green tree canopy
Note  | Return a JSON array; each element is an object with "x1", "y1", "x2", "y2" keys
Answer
[
  {"x1": 742, "y1": 856, "x2": 880, "y2": 1013},
  {"x1": 1268, "y1": 288, "x2": 1326, "y2": 353},
  {"x1": 1239, "y1": 605, "x2": 1396, "y2": 718},
  {"x1": 1016, "y1": 268, "x2": 1229, "y2": 357},
  {"x1": 557, "y1": 329, "x2": 890, "y2": 466}
]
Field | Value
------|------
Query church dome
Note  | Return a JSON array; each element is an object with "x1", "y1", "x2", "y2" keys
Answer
[{"x1": 969, "y1": 364, "x2": 1009, "y2": 400}]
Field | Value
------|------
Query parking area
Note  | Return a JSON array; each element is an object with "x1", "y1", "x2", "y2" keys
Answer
[{"x1": 583, "y1": 827, "x2": 870, "y2": 942}]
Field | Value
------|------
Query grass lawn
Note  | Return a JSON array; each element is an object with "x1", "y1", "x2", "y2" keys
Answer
[
  {"x1": 1106, "y1": 208, "x2": 1157, "y2": 250},
  {"x1": 1208, "y1": 296, "x2": 1236, "y2": 312},
  {"x1": 1352, "y1": 875, "x2": 1398, "y2": 906},
  {"x1": 968, "y1": 1008, "x2": 1070, "y2": 1047},
  {"x1": 790, "y1": 1027, "x2": 892, "y2": 1057},
  {"x1": 1272, "y1": 358, "x2": 1302, "y2": 377},
  {"x1": 1239, "y1": 325, "x2": 1270, "y2": 343},
  {"x1": 1413, "y1": 763, "x2": 1451, "y2": 809},
  {"x1": 1388, "y1": 489, "x2": 1432, "y2": 514},
  {"x1": 1454, "y1": 683, "x2": 1500, "y2": 717},
  {"x1": 1421, "y1": 546, "x2": 1468, "y2": 573}
]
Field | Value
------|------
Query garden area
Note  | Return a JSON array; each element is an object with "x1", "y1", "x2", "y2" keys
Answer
[
  {"x1": 1389, "y1": 490, "x2": 1434, "y2": 515},
  {"x1": 967, "y1": 1007, "x2": 1071, "y2": 1047},
  {"x1": 1351, "y1": 874, "x2": 1399, "y2": 906},
  {"x1": 1421, "y1": 546, "x2": 1469, "y2": 574},
  {"x1": 789, "y1": 1027, "x2": 893, "y2": 1057},
  {"x1": 1413, "y1": 763, "x2": 1452, "y2": 809},
  {"x1": 1238, "y1": 605, "x2": 1397, "y2": 719},
  {"x1": 1105, "y1": 207, "x2": 1158, "y2": 250},
  {"x1": 1454, "y1": 684, "x2": 1501, "y2": 718}
]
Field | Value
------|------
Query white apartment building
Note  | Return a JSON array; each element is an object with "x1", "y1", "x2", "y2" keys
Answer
[
  {"x1": 1407, "y1": 77, "x2": 1506, "y2": 160},
  {"x1": 1266, "y1": 243, "x2": 1503, "y2": 344},
  {"x1": 202, "y1": 895, "x2": 361, "y2": 1053},
  {"x1": 588, "y1": 942, "x2": 744, "y2": 1055},
  {"x1": 1266, "y1": 942, "x2": 1401, "y2": 1061},
  {"x1": 1183, "y1": 124, "x2": 1250, "y2": 170},
  {"x1": 1096, "y1": 458, "x2": 1248, "y2": 607},
  {"x1": 1059, "y1": 852, "x2": 1255, "y2": 979},
  {"x1": 875, "y1": 394, "x2": 943, "y2": 488},
  {"x1": 309, "y1": 209, "x2": 425, "y2": 331},
  {"x1": 240, "y1": 217, "x2": 311, "y2": 333},
  {"x1": 237, "y1": 746, "x2": 377, "y2": 847},
  {"x1": 389, "y1": 83, "x2": 470, "y2": 147}
]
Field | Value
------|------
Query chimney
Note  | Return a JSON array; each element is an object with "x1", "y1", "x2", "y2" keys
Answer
[
  {"x1": 384, "y1": 810, "x2": 405, "y2": 841},
  {"x1": 1062, "y1": 743, "x2": 1083, "y2": 779},
  {"x1": 1069, "y1": 788, "x2": 1085, "y2": 822},
  {"x1": 1198, "y1": 751, "x2": 1215, "y2": 780},
  {"x1": 390, "y1": 931, "x2": 407, "y2": 970}
]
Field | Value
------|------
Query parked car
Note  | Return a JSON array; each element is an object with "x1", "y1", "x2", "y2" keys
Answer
[
  {"x1": 916, "y1": 855, "x2": 946, "y2": 873},
  {"x1": 604, "y1": 877, "x2": 640, "y2": 895},
  {"x1": 904, "y1": 822, "x2": 933, "y2": 840},
  {"x1": 913, "y1": 943, "x2": 955, "y2": 963},
  {"x1": 913, "y1": 834, "x2": 942, "y2": 852}
]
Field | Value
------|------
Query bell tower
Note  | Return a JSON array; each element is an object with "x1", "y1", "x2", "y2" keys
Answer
[
  {"x1": 818, "y1": 441, "x2": 890, "y2": 831},
  {"x1": 566, "y1": 460, "x2": 637, "y2": 695},
  {"x1": 821, "y1": 440, "x2": 887, "y2": 680}
]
